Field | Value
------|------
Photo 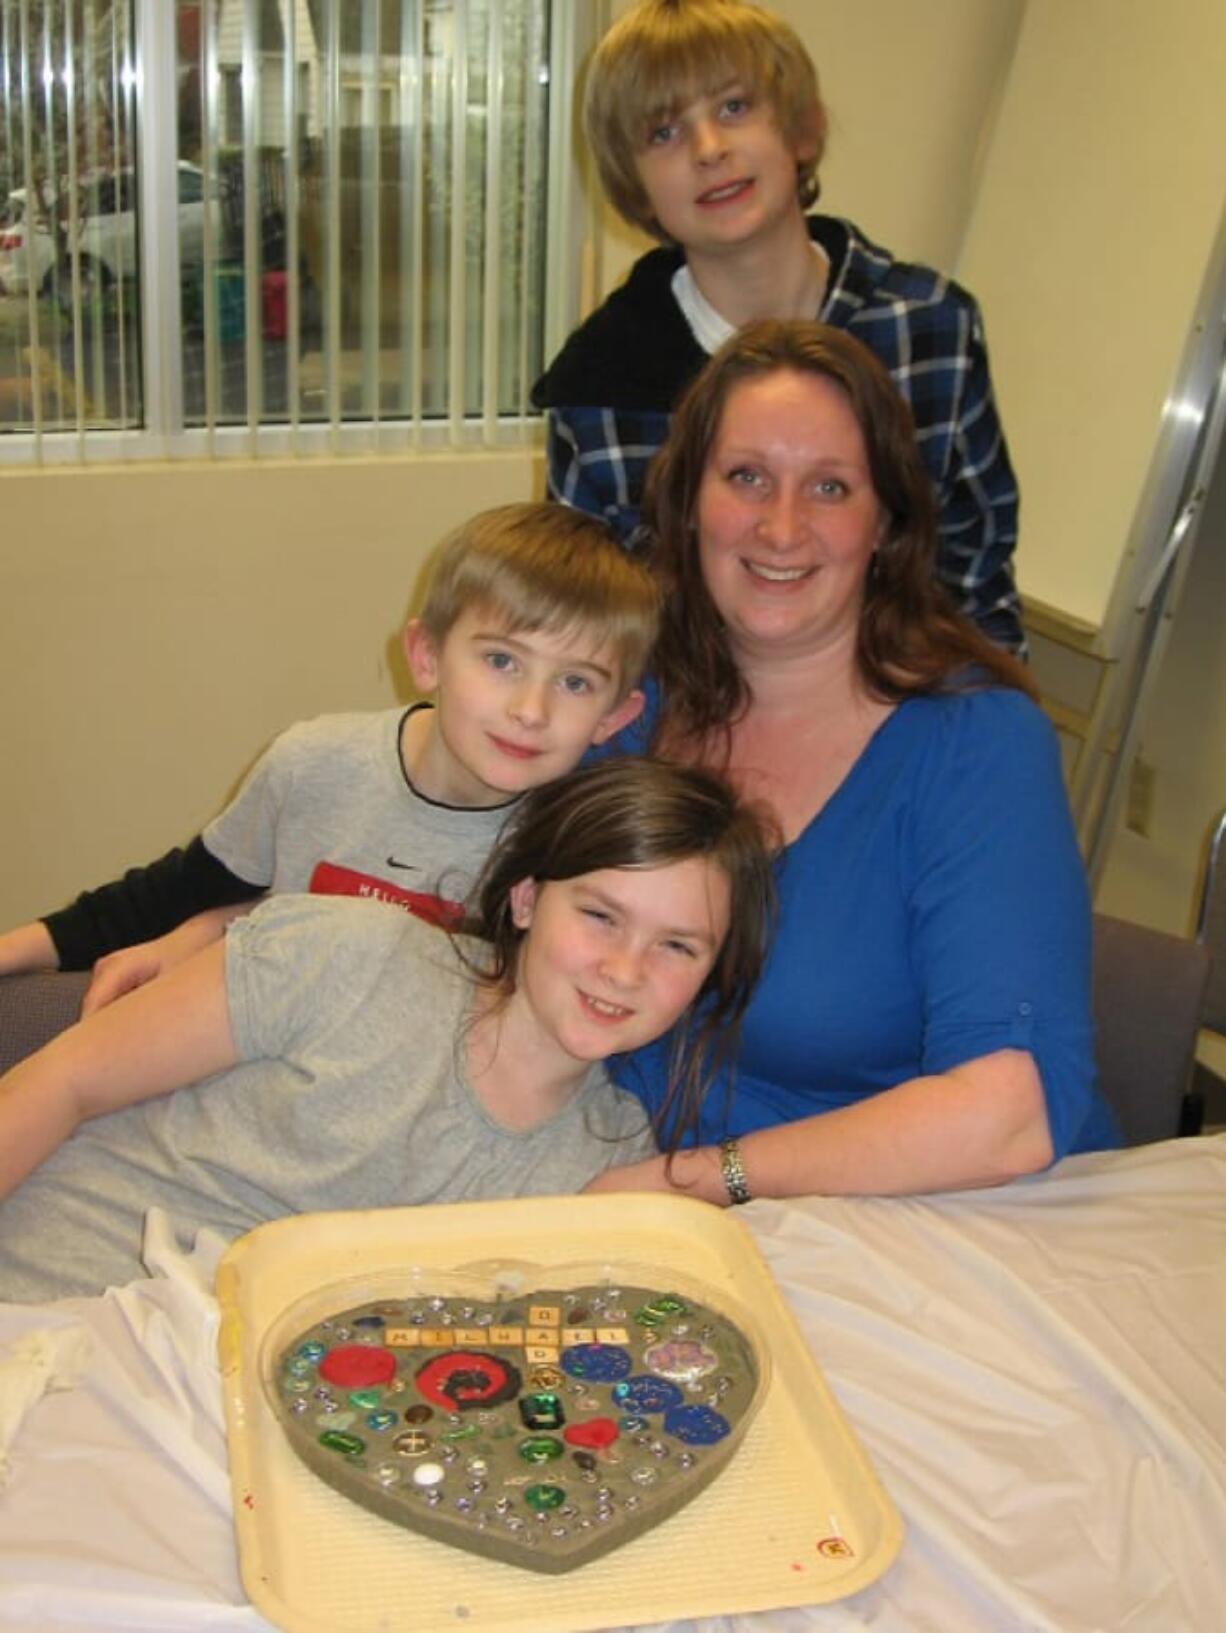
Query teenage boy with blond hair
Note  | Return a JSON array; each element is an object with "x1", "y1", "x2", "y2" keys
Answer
[
  {"x1": 532, "y1": 0, "x2": 1024, "y2": 653},
  {"x1": 0, "y1": 502, "x2": 658, "y2": 1008}
]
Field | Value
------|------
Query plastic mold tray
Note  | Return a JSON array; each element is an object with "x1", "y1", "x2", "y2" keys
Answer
[{"x1": 217, "y1": 1192, "x2": 903, "y2": 1631}]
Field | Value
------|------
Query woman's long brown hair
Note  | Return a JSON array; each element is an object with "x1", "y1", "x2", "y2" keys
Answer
[{"x1": 644, "y1": 319, "x2": 1035, "y2": 751}]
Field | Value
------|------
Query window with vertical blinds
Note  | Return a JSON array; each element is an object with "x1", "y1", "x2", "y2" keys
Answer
[{"x1": 0, "y1": 0, "x2": 575, "y2": 461}]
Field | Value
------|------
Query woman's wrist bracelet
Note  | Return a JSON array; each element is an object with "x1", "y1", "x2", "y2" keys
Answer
[{"x1": 718, "y1": 1137, "x2": 752, "y2": 1206}]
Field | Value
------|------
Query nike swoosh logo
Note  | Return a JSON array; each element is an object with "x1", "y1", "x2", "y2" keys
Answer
[{"x1": 385, "y1": 856, "x2": 419, "y2": 872}]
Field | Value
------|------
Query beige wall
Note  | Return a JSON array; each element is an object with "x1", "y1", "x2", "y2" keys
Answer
[
  {"x1": 0, "y1": 454, "x2": 537, "y2": 926},
  {"x1": 597, "y1": 0, "x2": 1025, "y2": 294},
  {"x1": 958, "y1": 0, "x2": 1226, "y2": 631}
]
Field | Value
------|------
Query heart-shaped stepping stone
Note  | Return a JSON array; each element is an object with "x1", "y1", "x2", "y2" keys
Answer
[{"x1": 266, "y1": 1278, "x2": 764, "y2": 1572}]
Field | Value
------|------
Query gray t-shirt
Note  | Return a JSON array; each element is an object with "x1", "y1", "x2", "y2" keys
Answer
[
  {"x1": 205, "y1": 705, "x2": 510, "y2": 920},
  {"x1": 0, "y1": 896, "x2": 656, "y2": 1302}
]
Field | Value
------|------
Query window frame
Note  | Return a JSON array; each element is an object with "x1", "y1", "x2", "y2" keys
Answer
[{"x1": 0, "y1": 0, "x2": 600, "y2": 467}]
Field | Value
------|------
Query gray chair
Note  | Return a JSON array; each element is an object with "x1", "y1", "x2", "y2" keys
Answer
[
  {"x1": 1091, "y1": 912, "x2": 1210, "y2": 1145},
  {"x1": 0, "y1": 970, "x2": 89, "y2": 1076},
  {"x1": 1191, "y1": 806, "x2": 1226, "y2": 1127}
]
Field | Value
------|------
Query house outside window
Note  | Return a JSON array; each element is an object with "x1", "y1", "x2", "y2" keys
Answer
[{"x1": 0, "y1": 0, "x2": 592, "y2": 460}]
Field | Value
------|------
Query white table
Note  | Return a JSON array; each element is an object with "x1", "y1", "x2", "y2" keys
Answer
[{"x1": 1, "y1": 1136, "x2": 1223, "y2": 1633}]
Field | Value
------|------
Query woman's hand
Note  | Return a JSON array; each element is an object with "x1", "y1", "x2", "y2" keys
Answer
[
  {"x1": 721, "y1": 1049, "x2": 1053, "y2": 1200},
  {"x1": 583, "y1": 1147, "x2": 728, "y2": 1205},
  {"x1": 583, "y1": 1156, "x2": 673, "y2": 1195},
  {"x1": 589, "y1": 1050, "x2": 1053, "y2": 1206}
]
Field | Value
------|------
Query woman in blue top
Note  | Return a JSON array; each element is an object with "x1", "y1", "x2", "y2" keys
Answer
[{"x1": 588, "y1": 319, "x2": 1118, "y2": 1204}]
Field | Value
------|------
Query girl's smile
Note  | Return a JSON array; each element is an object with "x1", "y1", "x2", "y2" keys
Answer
[{"x1": 506, "y1": 859, "x2": 731, "y2": 1069}]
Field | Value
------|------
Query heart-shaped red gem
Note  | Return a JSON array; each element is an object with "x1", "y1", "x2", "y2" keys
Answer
[{"x1": 562, "y1": 1416, "x2": 619, "y2": 1449}]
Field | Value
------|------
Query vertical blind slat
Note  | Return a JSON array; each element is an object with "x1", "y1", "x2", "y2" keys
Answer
[
  {"x1": 360, "y1": 0, "x2": 380, "y2": 427},
  {"x1": 61, "y1": 0, "x2": 88, "y2": 450},
  {"x1": 397, "y1": 0, "x2": 422, "y2": 433},
  {"x1": 284, "y1": 0, "x2": 301, "y2": 446},
  {"x1": 15, "y1": 0, "x2": 44, "y2": 451},
  {"x1": 517, "y1": 0, "x2": 545, "y2": 427},
  {"x1": 201, "y1": 0, "x2": 220, "y2": 444},
  {"x1": 82, "y1": 0, "x2": 103, "y2": 431},
  {"x1": 110, "y1": 0, "x2": 132, "y2": 429},
  {"x1": 241, "y1": 0, "x2": 260, "y2": 445},
  {"x1": 447, "y1": 0, "x2": 467, "y2": 442},
  {"x1": 480, "y1": 0, "x2": 502, "y2": 442},
  {"x1": 323, "y1": 0, "x2": 341, "y2": 445}
]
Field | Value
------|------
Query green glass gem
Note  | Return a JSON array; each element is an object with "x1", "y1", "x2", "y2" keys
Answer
[
  {"x1": 519, "y1": 1392, "x2": 565, "y2": 1430},
  {"x1": 442, "y1": 1423, "x2": 479, "y2": 1442},
  {"x1": 518, "y1": 1435, "x2": 565, "y2": 1464},
  {"x1": 636, "y1": 1294, "x2": 688, "y2": 1327},
  {"x1": 348, "y1": 1388, "x2": 382, "y2": 1409},
  {"x1": 524, "y1": 1483, "x2": 566, "y2": 1512},
  {"x1": 319, "y1": 1430, "x2": 365, "y2": 1457}
]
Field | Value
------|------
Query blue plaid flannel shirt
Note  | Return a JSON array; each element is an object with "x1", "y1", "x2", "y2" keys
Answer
[{"x1": 534, "y1": 217, "x2": 1025, "y2": 654}]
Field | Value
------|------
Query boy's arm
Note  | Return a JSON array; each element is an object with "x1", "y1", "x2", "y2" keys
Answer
[
  {"x1": 40, "y1": 836, "x2": 265, "y2": 972},
  {"x1": 0, "y1": 940, "x2": 236, "y2": 1200},
  {"x1": 0, "y1": 921, "x2": 60, "y2": 976},
  {"x1": 938, "y1": 308, "x2": 1026, "y2": 655},
  {"x1": 543, "y1": 406, "x2": 672, "y2": 549}
]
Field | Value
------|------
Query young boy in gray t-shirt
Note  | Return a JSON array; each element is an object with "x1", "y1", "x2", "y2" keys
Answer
[{"x1": 0, "y1": 503, "x2": 658, "y2": 1007}]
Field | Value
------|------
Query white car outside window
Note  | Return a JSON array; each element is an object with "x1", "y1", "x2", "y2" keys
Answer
[{"x1": 0, "y1": 162, "x2": 213, "y2": 299}]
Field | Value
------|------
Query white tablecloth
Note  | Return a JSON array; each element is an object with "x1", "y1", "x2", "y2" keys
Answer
[{"x1": 1, "y1": 1136, "x2": 1223, "y2": 1633}]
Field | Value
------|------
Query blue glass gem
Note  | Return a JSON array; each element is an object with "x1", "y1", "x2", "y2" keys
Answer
[
  {"x1": 662, "y1": 1404, "x2": 731, "y2": 1446},
  {"x1": 560, "y1": 1344, "x2": 632, "y2": 1384},
  {"x1": 297, "y1": 1341, "x2": 326, "y2": 1362},
  {"x1": 353, "y1": 1314, "x2": 385, "y2": 1329},
  {"x1": 611, "y1": 1375, "x2": 685, "y2": 1413},
  {"x1": 365, "y1": 1410, "x2": 399, "y2": 1432}
]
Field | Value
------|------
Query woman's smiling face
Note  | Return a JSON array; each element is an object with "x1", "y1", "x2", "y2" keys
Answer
[{"x1": 695, "y1": 368, "x2": 886, "y2": 664}]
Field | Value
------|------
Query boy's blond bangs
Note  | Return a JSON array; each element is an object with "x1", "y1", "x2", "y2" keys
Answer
[
  {"x1": 420, "y1": 504, "x2": 660, "y2": 695},
  {"x1": 585, "y1": 0, "x2": 824, "y2": 236}
]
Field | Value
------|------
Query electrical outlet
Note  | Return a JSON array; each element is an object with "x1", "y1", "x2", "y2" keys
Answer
[{"x1": 1126, "y1": 757, "x2": 1156, "y2": 837}]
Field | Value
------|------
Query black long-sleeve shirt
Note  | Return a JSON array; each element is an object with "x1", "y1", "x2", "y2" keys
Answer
[{"x1": 42, "y1": 837, "x2": 265, "y2": 970}]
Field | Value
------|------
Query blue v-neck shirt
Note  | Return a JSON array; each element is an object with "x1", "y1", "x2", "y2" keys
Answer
[{"x1": 605, "y1": 684, "x2": 1118, "y2": 1162}]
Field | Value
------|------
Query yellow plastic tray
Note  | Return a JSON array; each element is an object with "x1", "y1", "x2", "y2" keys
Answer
[{"x1": 217, "y1": 1193, "x2": 903, "y2": 1631}]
